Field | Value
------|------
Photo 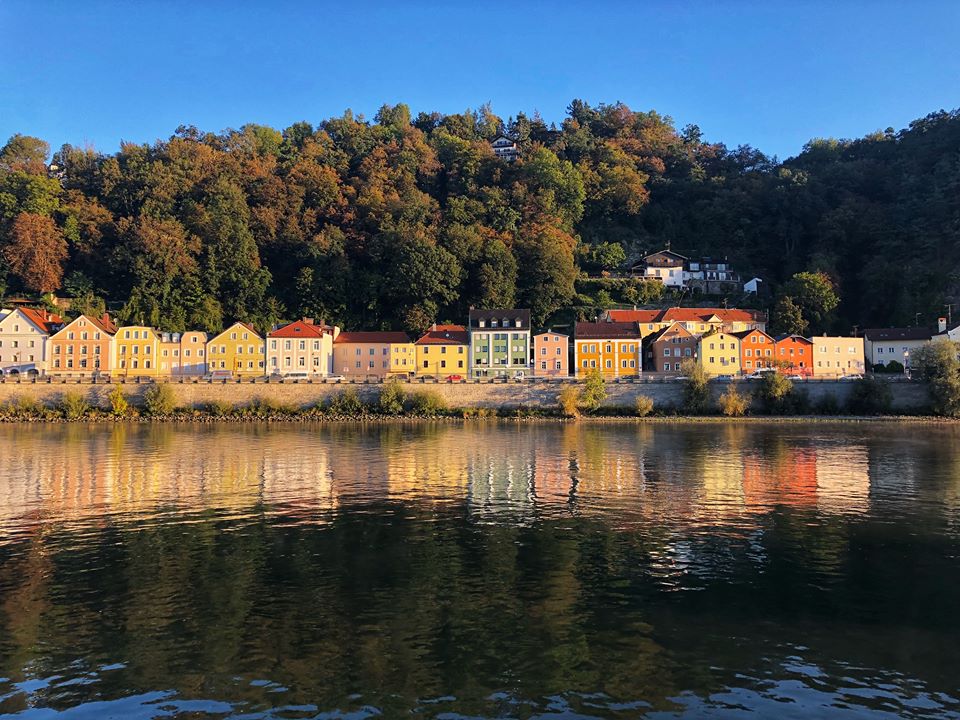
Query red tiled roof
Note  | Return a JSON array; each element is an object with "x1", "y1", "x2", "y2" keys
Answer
[
  {"x1": 415, "y1": 324, "x2": 468, "y2": 345},
  {"x1": 19, "y1": 307, "x2": 63, "y2": 333},
  {"x1": 269, "y1": 320, "x2": 330, "y2": 339},
  {"x1": 85, "y1": 314, "x2": 117, "y2": 335},
  {"x1": 607, "y1": 307, "x2": 763, "y2": 325},
  {"x1": 335, "y1": 331, "x2": 411, "y2": 344},
  {"x1": 575, "y1": 321, "x2": 642, "y2": 339}
]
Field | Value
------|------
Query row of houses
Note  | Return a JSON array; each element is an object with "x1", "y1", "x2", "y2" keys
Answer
[{"x1": 0, "y1": 304, "x2": 952, "y2": 380}]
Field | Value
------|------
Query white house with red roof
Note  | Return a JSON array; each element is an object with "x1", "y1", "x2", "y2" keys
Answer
[
  {"x1": 267, "y1": 318, "x2": 340, "y2": 376},
  {"x1": 0, "y1": 307, "x2": 64, "y2": 375}
]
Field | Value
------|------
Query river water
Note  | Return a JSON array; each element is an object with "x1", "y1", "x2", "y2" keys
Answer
[{"x1": 0, "y1": 422, "x2": 957, "y2": 719}]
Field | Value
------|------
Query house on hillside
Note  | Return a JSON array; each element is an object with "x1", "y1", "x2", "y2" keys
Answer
[
  {"x1": 863, "y1": 327, "x2": 931, "y2": 372},
  {"x1": 631, "y1": 250, "x2": 687, "y2": 288},
  {"x1": 468, "y1": 309, "x2": 531, "y2": 379},
  {"x1": 631, "y1": 249, "x2": 747, "y2": 293},
  {"x1": 490, "y1": 135, "x2": 520, "y2": 162},
  {"x1": 0, "y1": 307, "x2": 63, "y2": 375}
]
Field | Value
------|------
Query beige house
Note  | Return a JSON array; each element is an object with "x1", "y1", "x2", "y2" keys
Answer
[
  {"x1": 811, "y1": 336, "x2": 866, "y2": 377},
  {"x1": 159, "y1": 331, "x2": 209, "y2": 376},
  {"x1": 267, "y1": 319, "x2": 339, "y2": 376},
  {"x1": 333, "y1": 331, "x2": 414, "y2": 379}
]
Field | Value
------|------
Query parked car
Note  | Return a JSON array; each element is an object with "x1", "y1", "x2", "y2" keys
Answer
[
  {"x1": 839, "y1": 374, "x2": 864, "y2": 381},
  {"x1": 446, "y1": 374, "x2": 463, "y2": 382},
  {"x1": 744, "y1": 369, "x2": 777, "y2": 380},
  {"x1": 204, "y1": 370, "x2": 233, "y2": 381},
  {"x1": 671, "y1": 375, "x2": 690, "y2": 382},
  {"x1": 786, "y1": 374, "x2": 804, "y2": 380},
  {"x1": 281, "y1": 372, "x2": 311, "y2": 380},
  {"x1": 325, "y1": 375, "x2": 345, "y2": 382}
]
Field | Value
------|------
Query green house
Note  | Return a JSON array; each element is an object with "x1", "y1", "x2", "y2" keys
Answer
[{"x1": 468, "y1": 309, "x2": 532, "y2": 378}]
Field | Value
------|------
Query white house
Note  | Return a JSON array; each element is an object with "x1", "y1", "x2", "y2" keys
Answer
[
  {"x1": 0, "y1": 307, "x2": 63, "y2": 375},
  {"x1": 744, "y1": 277, "x2": 762, "y2": 294},
  {"x1": 632, "y1": 250, "x2": 687, "y2": 288},
  {"x1": 490, "y1": 135, "x2": 520, "y2": 162},
  {"x1": 863, "y1": 327, "x2": 932, "y2": 371}
]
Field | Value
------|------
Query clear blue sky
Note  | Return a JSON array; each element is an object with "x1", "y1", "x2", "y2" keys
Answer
[{"x1": 1, "y1": 1, "x2": 958, "y2": 160}]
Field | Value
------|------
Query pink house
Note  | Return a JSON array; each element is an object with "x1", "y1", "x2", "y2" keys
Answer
[{"x1": 533, "y1": 332, "x2": 569, "y2": 377}]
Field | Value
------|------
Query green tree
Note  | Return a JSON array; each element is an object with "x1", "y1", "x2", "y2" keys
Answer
[
  {"x1": 579, "y1": 369, "x2": 607, "y2": 413},
  {"x1": 680, "y1": 359, "x2": 709, "y2": 414},
  {"x1": 911, "y1": 342, "x2": 960, "y2": 416},
  {"x1": 777, "y1": 271, "x2": 839, "y2": 334}
]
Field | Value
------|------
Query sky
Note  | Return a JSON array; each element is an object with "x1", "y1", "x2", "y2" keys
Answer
[{"x1": 1, "y1": 1, "x2": 958, "y2": 161}]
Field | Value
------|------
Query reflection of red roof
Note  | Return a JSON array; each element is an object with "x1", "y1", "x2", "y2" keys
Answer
[
  {"x1": 415, "y1": 324, "x2": 468, "y2": 345},
  {"x1": 269, "y1": 320, "x2": 331, "y2": 338},
  {"x1": 608, "y1": 307, "x2": 763, "y2": 325},
  {"x1": 335, "y1": 331, "x2": 411, "y2": 344},
  {"x1": 19, "y1": 307, "x2": 63, "y2": 333}
]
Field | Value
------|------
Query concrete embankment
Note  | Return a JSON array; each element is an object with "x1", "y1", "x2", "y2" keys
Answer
[{"x1": 0, "y1": 377, "x2": 933, "y2": 413}]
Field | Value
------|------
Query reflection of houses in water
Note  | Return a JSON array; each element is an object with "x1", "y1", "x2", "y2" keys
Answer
[
  {"x1": 815, "y1": 445, "x2": 869, "y2": 514},
  {"x1": 743, "y1": 448, "x2": 818, "y2": 510}
]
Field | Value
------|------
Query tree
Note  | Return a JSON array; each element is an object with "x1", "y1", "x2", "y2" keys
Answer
[
  {"x1": 910, "y1": 342, "x2": 960, "y2": 416},
  {"x1": 579, "y1": 369, "x2": 607, "y2": 413},
  {"x1": 680, "y1": 359, "x2": 709, "y2": 414},
  {"x1": 2, "y1": 212, "x2": 67, "y2": 293},
  {"x1": 771, "y1": 296, "x2": 806, "y2": 335},
  {"x1": 776, "y1": 272, "x2": 839, "y2": 334},
  {"x1": 0, "y1": 134, "x2": 49, "y2": 175},
  {"x1": 757, "y1": 373, "x2": 795, "y2": 414}
]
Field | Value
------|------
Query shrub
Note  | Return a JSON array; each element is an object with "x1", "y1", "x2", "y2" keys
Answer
[
  {"x1": 885, "y1": 360, "x2": 905, "y2": 374},
  {"x1": 60, "y1": 391, "x2": 90, "y2": 420},
  {"x1": 718, "y1": 383, "x2": 750, "y2": 417},
  {"x1": 462, "y1": 407, "x2": 497, "y2": 419},
  {"x1": 756, "y1": 373, "x2": 794, "y2": 414},
  {"x1": 579, "y1": 369, "x2": 607, "y2": 413},
  {"x1": 634, "y1": 394, "x2": 654, "y2": 417},
  {"x1": 9, "y1": 395, "x2": 43, "y2": 419},
  {"x1": 328, "y1": 386, "x2": 365, "y2": 416},
  {"x1": 408, "y1": 389, "x2": 448, "y2": 416},
  {"x1": 378, "y1": 381, "x2": 406, "y2": 415},
  {"x1": 846, "y1": 376, "x2": 893, "y2": 415},
  {"x1": 558, "y1": 385, "x2": 581, "y2": 418},
  {"x1": 814, "y1": 392, "x2": 840, "y2": 415},
  {"x1": 206, "y1": 399, "x2": 235, "y2": 418},
  {"x1": 244, "y1": 396, "x2": 296, "y2": 418},
  {"x1": 142, "y1": 383, "x2": 177, "y2": 416},
  {"x1": 680, "y1": 359, "x2": 709, "y2": 414},
  {"x1": 911, "y1": 342, "x2": 960, "y2": 416},
  {"x1": 108, "y1": 385, "x2": 129, "y2": 417}
]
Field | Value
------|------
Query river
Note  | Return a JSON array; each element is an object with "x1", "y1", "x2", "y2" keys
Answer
[{"x1": 0, "y1": 422, "x2": 957, "y2": 718}]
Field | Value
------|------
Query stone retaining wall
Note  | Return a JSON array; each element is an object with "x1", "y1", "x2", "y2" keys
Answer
[{"x1": 0, "y1": 377, "x2": 933, "y2": 413}]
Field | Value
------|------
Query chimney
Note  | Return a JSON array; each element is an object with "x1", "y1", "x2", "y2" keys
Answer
[
  {"x1": 939, "y1": 317, "x2": 947, "y2": 334},
  {"x1": 302, "y1": 317, "x2": 314, "y2": 325},
  {"x1": 432, "y1": 322, "x2": 437, "y2": 332}
]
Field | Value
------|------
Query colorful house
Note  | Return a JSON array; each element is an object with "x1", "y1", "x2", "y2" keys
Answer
[
  {"x1": 267, "y1": 319, "x2": 339, "y2": 376},
  {"x1": 696, "y1": 331, "x2": 741, "y2": 377},
  {"x1": 774, "y1": 334, "x2": 814, "y2": 376},
  {"x1": 645, "y1": 322, "x2": 696, "y2": 373},
  {"x1": 0, "y1": 307, "x2": 63, "y2": 375},
  {"x1": 159, "y1": 331, "x2": 209, "y2": 376},
  {"x1": 532, "y1": 331, "x2": 569, "y2": 377},
  {"x1": 811, "y1": 336, "x2": 866, "y2": 378},
  {"x1": 48, "y1": 313, "x2": 118, "y2": 376},
  {"x1": 603, "y1": 307, "x2": 767, "y2": 335},
  {"x1": 206, "y1": 322, "x2": 265, "y2": 377},
  {"x1": 574, "y1": 322, "x2": 642, "y2": 378},
  {"x1": 734, "y1": 328, "x2": 776, "y2": 373},
  {"x1": 114, "y1": 326, "x2": 161, "y2": 377},
  {"x1": 332, "y1": 331, "x2": 414, "y2": 379},
  {"x1": 468, "y1": 309, "x2": 532, "y2": 378},
  {"x1": 415, "y1": 324, "x2": 468, "y2": 379}
]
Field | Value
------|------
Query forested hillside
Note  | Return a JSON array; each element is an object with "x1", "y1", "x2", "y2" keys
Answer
[{"x1": 1, "y1": 101, "x2": 958, "y2": 334}]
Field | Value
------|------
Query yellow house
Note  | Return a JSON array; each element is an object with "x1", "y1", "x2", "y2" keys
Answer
[
  {"x1": 414, "y1": 324, "x2": 469, "y2": 378},
  {"x1": 114, "y1": 326, "x2": 161, "y2": 377},
  {"x1": 206, "y1": 322, "x2": 265, "y2": 377},
  {"x1": 696, "y1": 331, "x2": 741, "y2": 377}
]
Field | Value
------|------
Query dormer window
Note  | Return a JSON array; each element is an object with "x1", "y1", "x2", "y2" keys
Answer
[
  {"x1": 491, "y1": 319, "x2": 498, "y2": 327},
  {"x1": 515, "y1": 319, "x2": 522, "y2": 328},
  {"x1": 479, "y1": 320, "x2": 485, "y2": 328}
]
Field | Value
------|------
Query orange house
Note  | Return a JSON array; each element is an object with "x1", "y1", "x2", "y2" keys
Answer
[
  {"x1": 532, "y1": 332, "x2": 569, "y2": 377},
  {"x1": 574, "y1": 322, "x2": 642, "y2": 378},
  {"x1": 48, "y1": 314, "x2": 118, "y2": 376},
  {"x1": 774, "y1": 334, "x2": 814, "y2": 376},
  {"x1": 734, "y1": 328, "x2": 776, "y2": 372}
]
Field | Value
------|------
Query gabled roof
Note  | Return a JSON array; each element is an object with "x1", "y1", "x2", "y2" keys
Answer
[
  {"x1": 732, "y1": 328, "x2": 774, "y2": 341},
  {"x1": 415, "y1": 324, "x2": 468, "y2": 345},
  {"x1": 606, "y1": 307, "x2": 763, "y2": 326},
  {"x1": 648, "y1": 322, "x2": 695, "y2": 342},
  {"x1": 335, "y1": 331, "x2": 412, "y2": 344},
  {"x1": 863, "y1": 327, "x2": 933, "y2": 342},
  {"x1": 52, "y1": 313, "x2": 117, "y2": 337},
  {"x1": 642, "y1": 249, "x2": 688, "y2": 262},
  {"x1": 10, "y1": 307, "x2": 63, "y2": 334},
  {"x1": 533, "y1": 330, "x2": 569, "y2": 338},
  {"x1": 575, "y1": 321, "x2": 642, "y2": 340},
  {"x1": 210, "y1": 321, "x2": 262, "y2": 342},
  {"x1": 269, "y1": 319, "x2": 330, "y2": 339}
]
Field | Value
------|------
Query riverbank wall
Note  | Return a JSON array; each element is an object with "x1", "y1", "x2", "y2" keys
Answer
[{"x1": 0, "y1": 378, "x2": 933, "y2": 413}]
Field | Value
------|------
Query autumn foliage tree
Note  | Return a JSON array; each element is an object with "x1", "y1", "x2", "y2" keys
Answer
[{"x1": 3, "y1": 212, "x2": 67, "y2": 293}]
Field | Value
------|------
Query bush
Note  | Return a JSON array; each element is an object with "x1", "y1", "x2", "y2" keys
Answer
[
  {"x1": 634, "y1": 394, "x2": 654, "y2": 417},
  {"x1": 885, "y1": 360, "x2": 905, "y2": 374},
  {"x1": 814, "y1": 393, "x2": 841, "y2": 415},
  {"x1": 579, "y1": 369, "x2": 607, "y2": 413},
  {"x1": 244, "y1": 396, "x2": 297, "y2": 418},
  {"x1": 462, "y1": 407, "x2": 497, "y2": 419},
  {"x1": 680, "y1": 359, "x2": 709, "y2": 414},
  {"x1": 9, "y1": 395, "x2": 44, "y2": 419},
  {"x1": 408, "y1": 390, "x2": 448, "y2": 416},
  {"x1": 142, "y1": 383, "x2": 177, "y2": 416},
  {"x1": 911, "y1": 342, "x2": 960, "y2": 416},
  {"x1": 206, "y1": 399, "x2": 235, "y2": 417},
  {"x1": 718, "y1": 383, "x2": 750, "y2": 417},
  {"x1": 558, "y1": 385, "x2": 581, "y2": 418},
  {"x1": 108, "y1": 385, "x2": 129, "y2": 417},
  {"x1": 329, "y1": 386, "x2": 365, "y2": 416},
  {"x1": 756, "y1": 373, "x2": 794, "y2": 414},
  {"x1": 60, "y1": 391, "x2": 90, "y2": 420},
  {"x1": 378, "y1": 381, "x2": 406, "y2": 415},
  {"x1": 846, "y1": 376, "x2": 893, "y2": 415}
]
